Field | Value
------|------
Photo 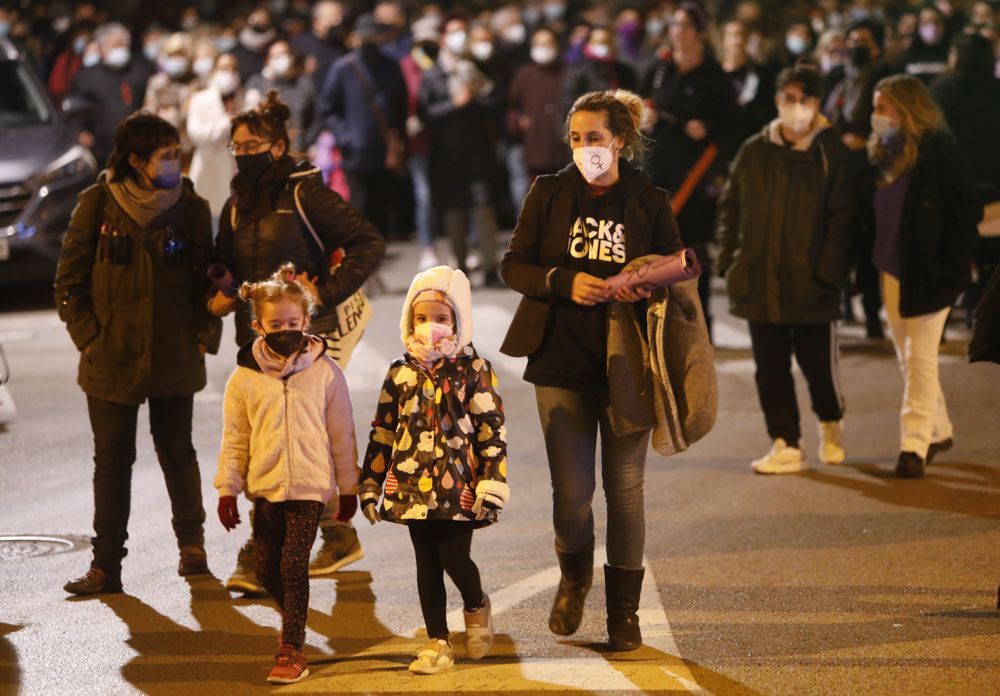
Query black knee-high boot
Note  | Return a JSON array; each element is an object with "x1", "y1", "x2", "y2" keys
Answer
[
  {"x1": 605, "y1": 564, "x2": 644, "y2": 651},
  {"x1": 548, "y1": 541, "x2": 594, "y2": 636}
]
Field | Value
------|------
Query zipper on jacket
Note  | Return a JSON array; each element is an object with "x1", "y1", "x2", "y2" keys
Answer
[{"x1": 283, "y1": 378, "x2": 293, "y2": 494}]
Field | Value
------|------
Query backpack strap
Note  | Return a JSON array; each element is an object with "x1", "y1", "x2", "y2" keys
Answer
[{"x1": 293, "y1": 181, "x2": 325, "y2": 254}]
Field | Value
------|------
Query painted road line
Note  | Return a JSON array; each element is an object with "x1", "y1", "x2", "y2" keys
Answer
[{"x1": 291, "y1": 547, "x2": 705, "y2": 693}]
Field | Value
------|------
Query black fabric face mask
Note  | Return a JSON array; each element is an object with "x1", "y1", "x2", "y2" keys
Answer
[
  {"x1": 264, "y1": 330, "x2": 307, "y2": 357},
  {"x1": 849, "y1": 45, "x2": 872, "y2": 67},
  {"x1": 235, "y1": 151, "x2": 274, "y2": 183}
]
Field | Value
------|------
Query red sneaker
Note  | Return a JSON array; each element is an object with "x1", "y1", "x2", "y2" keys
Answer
[{"x1": 266, "y1": 644, "x2": 309, "y2": 684}]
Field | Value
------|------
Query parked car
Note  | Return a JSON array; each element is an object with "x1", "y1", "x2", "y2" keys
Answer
[{"x1": 0, "y1": 37, "x2": 97, "y2": 286}]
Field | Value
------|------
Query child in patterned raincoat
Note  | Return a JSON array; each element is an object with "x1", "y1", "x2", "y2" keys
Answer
[{"x1": 359, "y1": 265, "x2": 509, "y2": 675}]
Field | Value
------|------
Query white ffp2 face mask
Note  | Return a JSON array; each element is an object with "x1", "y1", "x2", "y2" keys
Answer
[
  {"x1": 778, "y1": 103, "x2": 815, "y2": 135},
  {"x1": 573, "y1": 145, "x2": 615, "y2": 183}
]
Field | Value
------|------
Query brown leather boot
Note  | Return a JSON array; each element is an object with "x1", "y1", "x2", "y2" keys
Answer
[{"x1": 64, "y1": 565, "x2": 123, "y2": 596}]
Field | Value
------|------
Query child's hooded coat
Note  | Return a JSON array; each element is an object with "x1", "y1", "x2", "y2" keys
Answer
[{"x1": 360, "y1": 266, "x2": 508, "y2": 524}]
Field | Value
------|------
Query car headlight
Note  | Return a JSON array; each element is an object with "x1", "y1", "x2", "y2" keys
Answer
[{"x1": 30, "y1": 145, "x2": 97, "y2": 190}]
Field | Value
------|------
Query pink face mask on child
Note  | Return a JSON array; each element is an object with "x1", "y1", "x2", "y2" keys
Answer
[{"x1": 413, "y1": 322, "x2": 454, "y2": 346}]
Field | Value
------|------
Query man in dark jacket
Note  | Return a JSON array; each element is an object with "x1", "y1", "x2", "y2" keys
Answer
[
  {"x1": 717, "y1": 64, "x2": 855, "y2": 475},
  {"x1": 290, "y1": 0, "x2": 347, "y2": 94},
  {"x1": 319, "y1": 13, "x2": 407, "y2": 239},
  {"x1": 69, "y1": 22, "x2": 155, "y2": 166},
  {"x1": 559, "y1": 25, "x2": 637, "y2": 118},
  {"x1": 232, "y1": 7, "x2": 277, "y2": 84}
]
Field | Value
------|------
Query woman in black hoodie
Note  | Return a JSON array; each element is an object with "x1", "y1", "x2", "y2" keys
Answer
[{"x1": 500, "y1": 89, "x2": 682, "y2": 652}]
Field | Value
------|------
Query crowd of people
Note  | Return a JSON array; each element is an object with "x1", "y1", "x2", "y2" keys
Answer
[{"x1": 24, "y1": 0, "x2": 999, "y2": 686}]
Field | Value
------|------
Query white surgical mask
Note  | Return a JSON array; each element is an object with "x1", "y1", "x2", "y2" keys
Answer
[
  {"x1": 573, "y1": 145, "x2": 615, "y2": 183},
  {"x1": 82, "y1": 52, "x2": 101, "y2": 68},
  {"x1": 143, "y1": 41, "x2": 161, "y2": 62},
  {"x1": 778, "y1": 103, "x2": 816, "y2": 134},
  {"x1": 870, "y1": 113, "x2": 898, "y2": 138},
  {"x1": 470, "y1": 41, "x2": 493, "y2": 61},
  {"x1": 268, "y1": 53, "x2": 292, "y2": 76},
  {"x1": 444, "y1": 30, "x2": 467, "y2": 54},
  {"x1": 502, "y1": 23, "x2": 526, "y2": 44},
  {"x1": 588, "y1": 43, "x2": 610, "y2": 59},
  {"x1": 414, "y1": 321, "x2": 453, "y2": 345},
  {"x1": 646, "y1": 18, "x2": 665, "y2": 37},
  {"x1": 163, "y1": 56, "x2": 189, "y2": 77},
  {"x1": 785, "y1": 34, "x2": 808, "y2": 56},
  {"x1": 105, "y1": 46, "x2": 131, "y2": 68},
  {"x1": 193, "y1": 56, "x2": 215, "y2": 77},
  {"x1": 919, "y1": 23, "x2": 941, "y2": 45},
  {"x1": 531, "y1": 45, "x2": 557, "y2": 65},
  {"x1": 211, "y1": 70, "x2": 240, "y2": 95}
]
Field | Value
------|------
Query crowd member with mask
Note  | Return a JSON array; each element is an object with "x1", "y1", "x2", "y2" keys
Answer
[
  {"x1": 824, "y1": 18, "x2": 895, "y2": 339},
  {"x1": 48, "y1": 22, "x2": 93, "y2": 105},
  {"x1": 931, "y1": 33, "x2": 1000, "y2": 318},
  {"x1": 491, "y1": 4, "x2": 531, "y2": 71},
  {"x1": 187, "y1": 53, "x2": 245, "y2": 226},
  {"x1": 290, "y1": 0, "x2": 347, "y2": 94},
  {"x1": 245, "y1": 41, "x2": 318, "y2": 152},
  {"x1": 640, "y1": 2, "x2": 741, "y2": 341},
  {"x1": 419, "y1": 15, "x2": 504, "y2": 286},
  {"x1": 401, "y1": 16, "x2": 443, "y2": 270},
  {"x1": 508, "y1": 27, "x2": 569, "y2": 181},
  {"x1": 782, "y1": 18, "x2": 817, "y2": 67},
  {"x1": 69, "y1": 22, "x2": 155, "y2": 166},
  {"x1": 234, "y1": 7, "x2": 277, "y2": 84},
  {"x1": 144, "y1": 33, "x2": 199, "y2": 167},
  {"x1": 191, "y1": 39, "x2": 219, "y2": 83},
  {"x1": 501, "y1": 89, "x2": 689, "y2": 652},
  {"x1": 320, "y1": 13, "x2": 408, "y2": 240},
  {"x1": 717, "y1": 64, "x2": 855, "y2": 475},
  {"x1": 208, "y1": 92, "x2": 384, "y2": 593},
  {"x1": 56, "y1": 112, "x2": 222, "y2": 596},
  {"x1": 559, "y1": 25, "x2": 637, "y2": 118},
  {"x1": 720, "y1": 18, "x2": 776, "y2": 140},
  {"x1": 374, "y1": 0, "x2": 412, "y2": 61},
  {"x1": 863, "y1": 75, "x2": 980, "y2": 478},
  {"x1": 901, "y1": 4, "x2": 952, "y2": 84}
]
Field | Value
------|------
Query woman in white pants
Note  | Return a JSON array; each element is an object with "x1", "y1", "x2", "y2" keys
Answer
[{"x1": 866, "y1": 75, "x2": 981, "y2": 478}]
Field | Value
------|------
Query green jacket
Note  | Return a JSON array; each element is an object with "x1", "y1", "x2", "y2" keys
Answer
[
  {"x1": 716, "y1": 119, "x2": 855, "y2": 324},
  {"x1": 54, "y1": 176, "x2": 222, "y2": 404}
]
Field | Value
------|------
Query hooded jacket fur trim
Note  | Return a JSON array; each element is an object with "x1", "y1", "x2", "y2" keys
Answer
[{"x1": 399, "y1": 265, "x2": 473, "y2": 350}]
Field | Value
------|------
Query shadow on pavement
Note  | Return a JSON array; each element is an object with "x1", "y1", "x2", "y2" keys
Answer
[
  {"x1": 804, "y1": 460, "x2": 1000, "y2": 520},
  {"x1": 96, "y1": 575, "x2": 278, "y2": 694},
  {"x1": 0, "y1": 622, "x2": 21, "y2": 695},
  {"x1": 305, "y1": 570, "x2": 396, "y2": 660}
]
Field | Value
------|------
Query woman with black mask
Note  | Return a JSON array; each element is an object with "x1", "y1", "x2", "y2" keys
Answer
[{"x1": 209, "y1": 90, "x2": 385, "y2": 595}]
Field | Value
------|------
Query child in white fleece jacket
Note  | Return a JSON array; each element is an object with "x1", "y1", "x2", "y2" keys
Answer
[{"x1": 214, "y1": 263, "x2": 359, "y2": 686}]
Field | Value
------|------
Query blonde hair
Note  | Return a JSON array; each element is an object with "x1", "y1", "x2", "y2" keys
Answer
[
  {"x1": 566, "y1": 89, "x2": 650, "y2": 161},
  {"x1": 868, "y1": 74, "x2": 947, "y2": 182},
  {"x1": 238, "y1": 262, "x2": 317, "y2": 323}
]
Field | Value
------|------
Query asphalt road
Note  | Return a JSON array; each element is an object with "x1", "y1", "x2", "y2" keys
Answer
[{"x1": 1, "y1": 241, "x2": 998, "y2": 696}]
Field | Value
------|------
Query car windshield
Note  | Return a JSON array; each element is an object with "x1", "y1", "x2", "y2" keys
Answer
[{"x1": 0, "y1": 61, "x2": 52, "y2": 126}]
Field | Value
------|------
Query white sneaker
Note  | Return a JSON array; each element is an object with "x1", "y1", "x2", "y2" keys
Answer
[
  {"x1": 463, "y1": 594, "x2": 493, "y2": 659},
  {"x1": 409, "y1": 638, "x2": 454, "y2": 675},
  {"x1": 418, "y1": 246, "x2": 439, "y2": 271},
  {"x1": 818, "y1": 420, "x2": 845, "y2": 465},
  {"x1": 751, "y1": 438, "x2": 806, "y2": 474}
]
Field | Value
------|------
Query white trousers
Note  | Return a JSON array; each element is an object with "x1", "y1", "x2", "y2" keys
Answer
[{"x1": 881, "y1": 273, "x2": 954, "y2": 458}]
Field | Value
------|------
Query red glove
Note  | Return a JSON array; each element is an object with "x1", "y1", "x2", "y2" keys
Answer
[
  {"x1": 335, "y1": 494, "x2": 358, "y2": 522},
  {"x1": 218, "y1": 496, "x2": 241, "y2": 531}
]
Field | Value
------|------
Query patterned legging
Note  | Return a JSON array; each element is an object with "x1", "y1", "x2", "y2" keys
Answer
[{"x1": 253, "y1": 498, "x2": 324, "y2": 650}]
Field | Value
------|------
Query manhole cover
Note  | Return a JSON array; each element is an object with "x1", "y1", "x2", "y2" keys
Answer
[{"x1": 0, "y1": 535, "x2": 90, "y2": 560}]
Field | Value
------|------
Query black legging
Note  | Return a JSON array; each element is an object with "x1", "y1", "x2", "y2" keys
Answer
[{"x1": 408, "y1": 521, "x2": 483, "y2": 640}]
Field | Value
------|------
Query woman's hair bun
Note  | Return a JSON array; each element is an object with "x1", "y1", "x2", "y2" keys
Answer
[
  {"x1": 613, "y1": 90, "x2": 647, "y2": 132},
  {"x1": 258, "y1": 90, "x2": 291, "y2": 125}
]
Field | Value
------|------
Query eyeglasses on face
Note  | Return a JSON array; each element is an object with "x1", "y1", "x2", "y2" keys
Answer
[{"x1": 227, "y1": 140, "x2": 273, "y2": 155}]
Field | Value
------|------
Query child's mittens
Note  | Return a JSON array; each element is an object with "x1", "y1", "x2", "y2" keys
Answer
[
  {"x1": 360, "y1": 492, "x2": 381, "y2": 525},
  {"x1": 471, "y1": 480, "x2": 510, "y2": 521},
  {"x1": 218, "y1": 496, "x2": 241, "y2": 531},
  {"x1": 335, "y1": 494, "x2": 358, "y2": 522}
]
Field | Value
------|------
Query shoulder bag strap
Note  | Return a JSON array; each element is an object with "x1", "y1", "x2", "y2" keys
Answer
[{"x1": 347, "y1": 56, "x2": 392, "y2": 141}]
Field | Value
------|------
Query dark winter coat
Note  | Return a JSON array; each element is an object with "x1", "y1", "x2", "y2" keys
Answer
[
  {"x1": 290, "y1": 31, "x2": 347, "y2": 93},
  {"x1": 69, "y1": 61, "x2": 155, "y2": 164},
  {"x1": 54, "y1": 176, "x2": 222, "y2": 405},
  {"x1": 559, "y1": 57, "x2": 637, "y2": 119},
  {"x1": 319, "y1": 50, "x2": 408, "y2": 173},
  {"x1": 716, "y1": 119, "x2": 856, "y2": 324},
  {"x1": 861, "y1": 130, "x2": 981, "y2": 317},
  {"x1": 500, "y1": 161, "x2": 683, "y2": 358},
  {"x1": 418, "y1": 63, "x2": 500, "y2": 210},
  {"x1": 507, "y1": 60, "x2": 569, "y2": 173},
  {"x1": 931, "y1": 73, "x2": 1000, "y2": 205},
  {"x1": 359, "y1": 347, "x2": 507, "y2": 525},
  {"x1": 216, "y1": 159, "x2": 385, "y2": 345}
]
